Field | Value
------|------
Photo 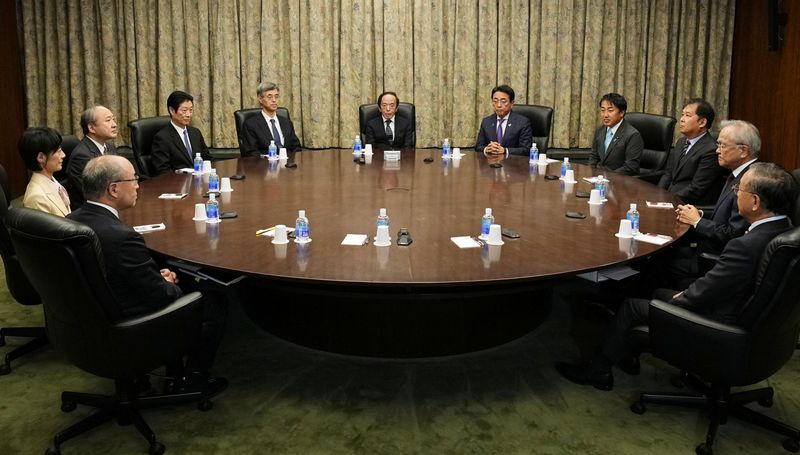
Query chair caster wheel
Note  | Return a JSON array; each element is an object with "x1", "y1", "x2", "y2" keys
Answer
[
  {"x1": 0, "y1": 363, "x2": 10, "y2": 376},
  {"x1": 630, "y1": 401, "x2": 646, "y2": 415},
  {"x1": 198, "y1": 400, "x2": 213, "y2": 412},
  {"x1": 149, "y1": 442, "x2": 165, "y2": 455},
  {"x1": 758, "y1": 397, "x2": 774, "y2": 408},
  {"x1": 60, "y1": 401, "x2": 77, "y2": 412},
  {"x1": 696, "y1": 442, "x2": 713, "y2": 455},
  {"x1": 783, "y1": 438, "x2": 800, "y2": 453},
  {"x1": 45, "y1": 445, "x2": 61, "y2": 455}
]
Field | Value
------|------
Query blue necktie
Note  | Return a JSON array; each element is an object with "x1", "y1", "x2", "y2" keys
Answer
[
  {"x1": 270, "y1": 119, "x2": 283, "y2": 148},
  {"x1": 603, "y1": 129, "x2": 613, "y2": 155},
  {"x1": 182, "y1": 129, "x2": 193, "y2": 159}
]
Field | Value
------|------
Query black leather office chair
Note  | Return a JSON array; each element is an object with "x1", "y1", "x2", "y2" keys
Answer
[
  {"x1": 513, "y1": 104, "x2": 554, "y2": 154},
  {"x1": 0, "y1": 165, "x2": 47, "y2": 375},
  {"x1": 631, "y1": 226, "x2": 800, "y2": 454},
  {"x1": 6, "y1": 207, "x2": 210, "y2": 455},
  {"x1": 128, "y1": 116, "x2": 171, "y2": 178},
  {"x1": 625, "y1": 112, "x2": 677, "y2": 184},
  {"x1": 233, "y1": 107, "x2": 291, "y2": 155},
  {"x1": 358, "y1": 103, "x2": 416, "y2": 146}
]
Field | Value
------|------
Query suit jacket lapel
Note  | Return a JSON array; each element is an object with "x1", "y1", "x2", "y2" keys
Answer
[{"x1": 673, "y1": 137, "x2": 690, "y2": 175}]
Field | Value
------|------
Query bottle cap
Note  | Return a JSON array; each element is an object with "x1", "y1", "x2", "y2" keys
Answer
[
  {"x1": 630, "y1": 203, "x2": 637, "y2": 210},
  {"x1": 270, "y1": 140, "x2": 275, "y2": 145},
  {"x1": 195, "y1": 153, "x2": 201, "y2": 158},
  {"x1": 209, "y1": 193, "x2": 216, "y2": 201},
  {"x1": 211, "y1": 168, "x2": 217, "y2": 174},
  {"x1": 485, "y1": 208, "x2": 492, "y2": 215},
  {"x1": 564, "y1": 157, "x2": 569, "y2": 163},
  {"x1": 299, "y1": 210, "x2": 306, "y2": 218},
  {"x1": 379, "y1": 208, "x2": 387, "y2": 216}
]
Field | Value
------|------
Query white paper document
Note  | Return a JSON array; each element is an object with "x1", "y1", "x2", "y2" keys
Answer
[
  {"x1": 158, "y1": 193, "x2": 188, "y2": 199},
  {"x1": 341, "y1": 234, "x2": 369, "y2": 246},
  {"x1": 133, "y1": 223, "x2": 166, "y2": 233},
  {"x1": 646, "y1": 201, "x2": 675, "y2": 209},
  {"x1": 450, "y1": 236, "x2": 482, "y2": 248},
  {"x1": 634, "y1": 233, "x2": 672, "y2": 245}
]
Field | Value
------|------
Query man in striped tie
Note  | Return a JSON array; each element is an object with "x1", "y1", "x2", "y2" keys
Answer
[
  {"x1": 475, "y1": 85, "x2": 533, "y2": 157},
  {"x1": 241, "y1": 82, "x2": 302, "y2": 157},
  {"x1": 151, "y1": 91, "x2": 212, "y2": 175}
]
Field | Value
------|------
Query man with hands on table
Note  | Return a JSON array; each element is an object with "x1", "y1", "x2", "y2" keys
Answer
[{"x1": 475, "y1": 85, "x2": 533, "y2": 158}]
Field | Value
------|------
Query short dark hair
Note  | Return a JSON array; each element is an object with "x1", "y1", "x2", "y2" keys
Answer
[
  {"x1": 744, "y1": 162, "x2": 797, "y2": 216},
  {"x1": 18, "y1": 127, "x2": 62, "y2": 172},
  {"x1": 167, "y1": 90, "x2": 193, "y2": 113},
  {"x1": 377, "y1": 91, "x2": 399, "y2": 106},
  {"x1": 79, "y1": 106, "x2": 98, "y2": 135},
  {"x1": 599, "y1": 93, "x2": 627, "y2": 113},
  {"x1": 684, "y1": 98, "x2": 715, "y2": 130},
  {"x1": 491, "y1": 85, "x2": 515, "y2": 102},
  {"x1": 81, "y1": 155, "x2": 127, "y2": 200}
]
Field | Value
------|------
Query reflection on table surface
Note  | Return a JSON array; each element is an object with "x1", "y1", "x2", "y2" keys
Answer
[{"x1": 122, "y1": 149, "x2": 687, "y2": 285}]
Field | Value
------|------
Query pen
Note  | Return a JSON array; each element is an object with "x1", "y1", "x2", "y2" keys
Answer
[{"x1": 256, "y1": 226, "x2": 276, "y2": 236}]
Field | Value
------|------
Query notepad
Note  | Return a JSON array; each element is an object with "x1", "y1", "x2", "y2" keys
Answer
[
  {"x1": 341, "y1": 234, "x2": 369, "y2": 246},
  {"x1": 158, "y1": 193, "x2": 188, "y2": 199},
  {"x1": 634, "y1": 233, "x2": 672, "y2": 245},
  {"x1": 450, "y1": 236, "x2": 482, "y2": 248},
  {"x1": 646, "y1": 201, "x2": 675, "y2": 209}
]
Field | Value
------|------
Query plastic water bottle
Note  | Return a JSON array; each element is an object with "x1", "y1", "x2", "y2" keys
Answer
[
  {"x1": 442, "y1": 138, "x2": 451, "y2": 157},
  {"x1": 376, "y1": 208, "x2": 390, "y2": 228},
  {"x1": 208, "y1": 169, "x2": 220, "y2": 192},
  {"x1": 193, "y1": 153, "x2": 203, "y2": 173},
  {"x1": 295, "y1": 210, "x2": 310, "y2": 242},
  {"x1": 206, "y1": 193, "x2": 219, "y2": 222},
  {"x1": 481, "y1": 208, "x2": 494, "y2": 238},
  {"x1": 560, "y1": 157, "x2": 571, "y2": 178},
  {"x1": 268, "y1": 140, "x2": 277, "y2": 159},
  {"x1": 353, "y1": 135, "x2": 362, "y2": 155},
  {"x1": 529, "y1": 143, "x2": 539, "y2": 163},
  {"x1": 595, "y1": 175, "x2": 607, "y2": 200},
  {"x1": 627, "y1": 203, "x2": 640, "y2": 236}
]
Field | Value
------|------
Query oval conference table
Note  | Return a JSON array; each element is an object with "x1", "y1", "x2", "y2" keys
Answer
[{"x1": 123, "y1": 149, "x2": 688, "y2": 357}]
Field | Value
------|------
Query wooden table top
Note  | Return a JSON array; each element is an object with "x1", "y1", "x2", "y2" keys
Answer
[{"x1": 121, "y1": 150, "x2": 688, "y2": 286}]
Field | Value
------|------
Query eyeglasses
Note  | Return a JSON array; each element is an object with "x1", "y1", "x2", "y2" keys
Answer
[
  {"x1": 111, "y1": 175, "x2": 139, "y2": 184},
  {"x1": 731, "y1": 183, "x2": 757, "y2": 196},
  {"x1": 716, "y1": 141, "x2": 745, "y2": 150}
]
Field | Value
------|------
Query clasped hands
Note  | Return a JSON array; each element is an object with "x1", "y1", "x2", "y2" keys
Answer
[
  {"x1": 484, "y1": 141, "x2": 506, "y2": 156},
  {"x1": 160, "y1": 268, "x2": 179, "y2": 284},
  {"x1": 675, "y1": 204, "x2": 703, "y2": 226}
]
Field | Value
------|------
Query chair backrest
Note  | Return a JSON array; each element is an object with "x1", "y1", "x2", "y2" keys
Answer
[
  {"x1": 791, "y1": 168, "x2": 800, "y2": 226},
  {"x1": 128, "y1": 116, "x2": 171, "y2": 177},
  {"x1": 624, "y1": 112, "x2": 677, "y2": 173},
  {"x1": 233, "y1": 107, "x2": 291, "y2": 154},
  {"x1": 54, "y1": 134, "x2": 80, "y2": 183},
  {"x1": 735, "y1": 226, "x2": 800, "y2": 382},
  {"x1": 513, "y1": 104, "x2": 554, "y2": 154},
  {"x1": 0, "y1": 164, "x2": 41, "y2": 306},
  {"x1": 358, "y1": 103, "x2": 416, "y2": 142}
]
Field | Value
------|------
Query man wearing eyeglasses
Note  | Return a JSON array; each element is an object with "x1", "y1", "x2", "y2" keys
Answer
[
  {"x1": 557, "y1": 162, "x2": 796, "y2": 391},
  {"x1": 475, "y1": 85, "x2": 533, "y2": 157},
  {"x1": 364, "y1": 91, "x2": 415, "y2": 149},
  {"x1": 151, "y1": 90, "x2": 212, "y2": 175},
  {"x1": 68, "y1": 155, "x2": 228, "y2": 397},
  {"x1": 675, "y1": 120, "x2": 760, "y2": 254}
]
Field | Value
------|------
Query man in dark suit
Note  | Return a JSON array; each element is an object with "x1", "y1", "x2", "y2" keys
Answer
[
  {"x1": 588, "y1": 93, "x2": 643, "y2": 175},
  {"x1": 151, "y1": 91, "x2": 213, "y2": 175},
  {"x1": 676, "y1": 120, "x2": 761, "y2": 254},
  {"x1": 64, "y1": 105, "x2": 118, "y2": 209},
  {"x1": 68, "y1": 155, "x2": 227, "y2": 395},
  {"x1": 557, "y1": 162, "x2": 796, "y2": 390},
  {"x1": 241, "y1": 82, "x2": 302, "y2": 157},
  {"x1": 475, "y1": 85, "x2": 533, "y2": 157},
  {"x1": 659, "y1": 99, "x2": 725, "y2": 205},
  {"x1": 364, "y1": 91, "x2": 415, "y2": 149}
]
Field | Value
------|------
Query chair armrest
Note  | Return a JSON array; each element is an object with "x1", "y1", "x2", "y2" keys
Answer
[
  {"x1": 649, "y1": 299, "x2": 751, "y2": 381},
  {"x1": 115, "y1": 292, "x2": 203, "y2": 327}
]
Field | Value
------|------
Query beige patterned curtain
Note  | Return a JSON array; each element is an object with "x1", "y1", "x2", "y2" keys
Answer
[{"x1": 18, "y1": 0, "x2": 735, "y2": 149}]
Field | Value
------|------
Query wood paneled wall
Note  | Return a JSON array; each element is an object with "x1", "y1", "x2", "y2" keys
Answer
[
  {"x1": 0, "y1": 0, "x2": 27, "y2": 199},
  {"x1": 730, "y1": 0, "x2": 800, "y2": 170}
]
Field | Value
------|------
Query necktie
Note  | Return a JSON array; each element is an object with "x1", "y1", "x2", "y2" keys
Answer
[
  {"x1": 56, "y1": 181, "x2": 70, "y2": 211},
  {"x1": 677, "y1": 139, "x2": 691, "y2": 166},
  {"x1": 603, "y1": 129, "x2": 614, "y2": 155},
  {"x1": 496, "y1": 118, "x2": 505, "y2": 144},
  {"x1": 385, "y1": 119, "x2": 393, "y2": 143},
  {"x1": 716, "y1": 173, "x2": 735, "y2": 206},
  {"x1": 182, "y1": 129, "x2": 193, "y2": 159},
  {"x1": 270, "y1": 119, "x2": 283, "y2": 148}
]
